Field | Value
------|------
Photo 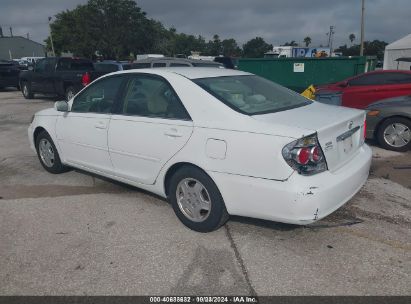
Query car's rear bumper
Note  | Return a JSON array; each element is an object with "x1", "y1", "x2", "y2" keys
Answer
[
  {"x1": 365, "y1": 115, "x2": 379, "y2": 139},
  {"x1": 208, "y1": 144, "x2": 372, "y2": 225}
]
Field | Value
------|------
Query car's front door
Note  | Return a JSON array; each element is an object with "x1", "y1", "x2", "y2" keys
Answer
[
  {"x1": 55, "y1": 75, "x2": 124, "y2": 173},
  {"x1": 108, "y1": 74, "x2": 193, "y2": 185},
  {"x1": 31, "y1": 58, "x2": 48, "y2": 93}
]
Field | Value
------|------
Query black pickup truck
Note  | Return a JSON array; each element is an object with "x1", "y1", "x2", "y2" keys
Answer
[
  {"x1": 0, "y1": 60, "x2": 21, "y2": 89},
  {"x1": 19, "y1": 57, "x2": 95, "y2": 100}
]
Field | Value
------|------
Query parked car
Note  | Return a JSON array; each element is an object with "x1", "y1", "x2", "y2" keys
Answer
[
  {"x1": 315, "y1": 70, "x2": 411, "y2": 109},
  {"x1": 19, "y1": 57, "x2": 95, "y2": 100},
  {"x1": 93, "y1": 61, "x2": 134, "y2": 73},
  {"x1": 365, "y1": 95, "x2": 411, "y2": 151},
  {"x1": 0, "y1": 60, "x2": 21, "y2": 89},
  {"x1": 12, "y1": 58, "x2": 29, "y2": 70},
  {"x1": 91, "y1": 59, "x2": 224, "y2": 83},
  {"x1": 131, "y1": 57, "x2": 224, "y2": 69},
  {"x1": 28, "y1": 68, "x2": 371, "y2": 232}
]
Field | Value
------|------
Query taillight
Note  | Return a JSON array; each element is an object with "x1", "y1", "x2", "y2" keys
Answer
[
  {"x1": 363, "y1": 119, "x2": 367, "y2": 140},
  {"x1": 282, "y1": 134, "x2": 327, "y2": 176},
  {"x1": 296, "y1": 147, "x2": 310, "y2": 165},
  {"x1": 82, "y1": 72, "x2": 91, "y2": 86}
]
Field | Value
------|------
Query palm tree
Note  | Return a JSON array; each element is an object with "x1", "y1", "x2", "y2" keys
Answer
[
  {"x1": 303, "y1": 36, "x2": 312, "y2": 47},
  {"x1": 349, "y1": 33, "x2": 356, "y2": 45}
]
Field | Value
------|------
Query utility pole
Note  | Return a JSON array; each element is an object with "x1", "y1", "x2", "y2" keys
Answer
[
  {"x1": 327, "y1": 26, "x2": 335, "y2": 53},
  {"x1": 48, "y1": 16, "x2": 56, "y2": 57},
  {"x1": 360, "y1": 0, "x2": 365, "y2": 56}
]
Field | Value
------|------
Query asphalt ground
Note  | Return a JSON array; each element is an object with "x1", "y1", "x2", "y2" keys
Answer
[{"x1": 0, "y1": 88, "x2": 410, "y2": 295}]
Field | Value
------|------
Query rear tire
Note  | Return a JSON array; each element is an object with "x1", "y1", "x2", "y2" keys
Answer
[
  {"x1": 35, "y1": 131, "x2": 70, "y2": 174},
  {"x1": 168, "y1": 166, "x2": 229, "y2": 232},
  {"x1": 377, "y1": 117, "x2": 411, "y2": 152},
  {"x1": 22, "y1": 82, "x2": 34, "y2": 99}
]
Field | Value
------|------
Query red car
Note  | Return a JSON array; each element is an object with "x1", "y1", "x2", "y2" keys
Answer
[{"x1": 315, "y1": 70, "x2": 411, "y2": 109}]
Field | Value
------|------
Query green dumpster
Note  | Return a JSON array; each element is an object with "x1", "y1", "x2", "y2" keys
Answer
[{"x1": 238, "y1": 56, "x2": 377, "y2": 93}]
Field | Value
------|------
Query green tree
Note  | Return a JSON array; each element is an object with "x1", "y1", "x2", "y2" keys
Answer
[
  {"x1": 206, "y1": 34, "x2": 223, "y2": 56},
  {"x1": 283, "y1": 40, "x2": 298, "y2": 46},
  {"x1": 172, "y1": 33, "x2": 207, "y2": 56},
  {"x1": 221, "y1": 38, "x2": 241, "y2": 57},
  {"x1": 242, "y1": 37, "x2": 273, "y2": 58},
  {"x1": 349, "y1": 33, "x2": 356, "y2": 45},
  {"x1": 303, "y1": 36, "x2": 312, "y2": 47},
  {"x1": 45, "y1": 0, "x2": 164, "y2": 59},
  {"x1": 334, "y1": 40, "x2": 387, "y2": 59}
]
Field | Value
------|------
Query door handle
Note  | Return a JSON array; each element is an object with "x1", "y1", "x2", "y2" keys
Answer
[
  {"x1": 164, "y1": 128, "x2": 183, "y2": 138},
  {"x1": 94, "y1": 121, "x2": 107, "y2": 129}
]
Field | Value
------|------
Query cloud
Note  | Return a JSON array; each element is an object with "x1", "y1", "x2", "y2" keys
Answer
[{"x1": 0, "y1": 0, "x2": 409, "y2": 48}]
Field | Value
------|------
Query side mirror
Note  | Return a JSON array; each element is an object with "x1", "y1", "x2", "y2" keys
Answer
[
  {"x1": 339, "y1": 81, "x2": 348, "y2": 87},
  {"x1": 55, "y1": 100, "x2": 69, "y2": 112}
]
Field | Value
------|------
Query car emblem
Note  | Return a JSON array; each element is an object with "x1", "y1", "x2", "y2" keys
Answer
[{"x1": 348, "y1": 121, "x2": 353, "y2": 130}]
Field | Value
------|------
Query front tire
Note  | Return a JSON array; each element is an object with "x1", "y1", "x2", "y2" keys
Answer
[
  {"x1": 22, "y1": 82, "x2": 34, "y2": 99},
  {"x1": 168, "y1": 166, "x2": 229, "y2": 232},
  {"x1": 35, "y1": 131, "x2": 69, "y2": 174},
  {"x1": 377, "y1": 117, "x2": 411, "y2": 152}
]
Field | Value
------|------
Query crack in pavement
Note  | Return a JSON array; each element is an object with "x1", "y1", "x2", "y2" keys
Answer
[{"x1": 224, "y1": 224, "x2": 257, "y2": 296}]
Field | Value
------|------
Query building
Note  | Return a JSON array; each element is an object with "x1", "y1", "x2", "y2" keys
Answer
[
  {"x1": 0, "y1": 35, "x2": 46, "y2": 60},
  {"x1": 383, "y1": 34, "x2": 411, "y2": 70}
]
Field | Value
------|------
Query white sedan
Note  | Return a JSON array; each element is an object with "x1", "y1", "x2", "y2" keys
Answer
[{"x1": 28, "y1": 68, "x2": 372, "y2": 232}]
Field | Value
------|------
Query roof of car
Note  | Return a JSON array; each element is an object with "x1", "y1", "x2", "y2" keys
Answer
[
  {"x1": 113, "y1": 67, "x2": 252, "y2": 79},
  {"x1": 134, "y1": 57, "x2": 223, "y2": 66}
]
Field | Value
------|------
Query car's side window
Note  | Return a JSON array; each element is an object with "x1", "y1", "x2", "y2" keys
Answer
[
  {"x1": 153, "y1": 62, "x2": 166, "y2": 68},
  {"x1": 169, "y1": 63, "x2": 191, "y2": 67},
  {"x1": 130, "y1": 63, "x2": 151, "y2": 69},
  {"x1": 71, "y1": 76, "x2": 123, "y2": 114},
  {"x1": 348, "y1": 73, "x2": 389, "y2": 86},
  {"x1": 384, "y1": 73, "x2": 411, "y2": 84},
  {"x1": 56, "y1": 59, "x2": 71, "y2": 71},
  {"x1": 121, "y1": 75, "x2": 190, "y2": 120},
  {"x1": 45, "y1": 58, "x2": 56, "y2": 72},
  {"x1": 35, "y1": 59, "x2": 46, "y2": 73}
]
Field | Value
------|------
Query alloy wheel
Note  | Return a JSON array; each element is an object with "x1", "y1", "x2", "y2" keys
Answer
[
  {"x1": 38, "y1": 138, "x2": 55, "y2": 167},
  {"x1": 383, "y1": 123, "x2": 410, "y2": 148},
  {"x1": 176, "y1": 178, "x2": 212, "y2": 222}
]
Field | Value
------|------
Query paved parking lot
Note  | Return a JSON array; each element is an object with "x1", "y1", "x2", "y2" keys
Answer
[{"x1": 0, "y1": 89, "x2": 410, "y2": 295}]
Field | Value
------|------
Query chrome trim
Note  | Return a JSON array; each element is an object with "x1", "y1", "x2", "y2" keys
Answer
[{"x1": 336, "y1": 126, "x2": 360, "y2": 142}]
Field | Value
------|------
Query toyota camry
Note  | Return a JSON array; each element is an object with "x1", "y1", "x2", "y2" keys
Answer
[{"x1": 28, "y1": 68, "x2": 372, "y2": 232}]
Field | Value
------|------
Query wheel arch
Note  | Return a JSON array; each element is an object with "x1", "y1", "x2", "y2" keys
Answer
[
  {"x1": 33, "y1": 126, "x2": 47, "y2": 144},
  {"x1": 32, "y1": 125, "x2": 64, "y2": 159},
  {"x1": 163, "y1": 162, "x2": 214, "y2": 198},
  {"x1": 374, "y1": 115, "x2": 411, "y2": 138}
]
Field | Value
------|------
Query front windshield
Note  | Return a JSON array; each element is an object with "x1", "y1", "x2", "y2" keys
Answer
[{"x1": 193, "y1": 75, "x2": 311, "y2": 115}]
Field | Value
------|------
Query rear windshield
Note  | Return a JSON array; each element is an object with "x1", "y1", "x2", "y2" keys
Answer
[
  {"x1": 57, "y1": 58, "x2": 93, "y2": 71},
  {"x1": 94, "y1": 63, "x2": 119, "y2": 73},
  {"x1": 193, "y1": 75, "x2": 311, "y2": 115}
]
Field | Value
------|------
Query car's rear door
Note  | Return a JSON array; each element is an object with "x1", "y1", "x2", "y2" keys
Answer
[
  {"x1": 55, "y1": 75, "x2": 124, "y2": 173},
  {"x1": 108, "y1": 74, "x2": 193, "y2": 185},
  {"x1": 342, "y1": 72, "x2": 411, "y2": 109},
  {"x1": 375, "y1": 72, "x2": 411, "y2": 100},
  {"x1": 342, "y1": 72, "x2": 389, "y2": 109}
]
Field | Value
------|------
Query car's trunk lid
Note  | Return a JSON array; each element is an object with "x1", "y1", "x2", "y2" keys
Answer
[{"x1": 252, "y1": 102, "x2": 366, "y2": 172}]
